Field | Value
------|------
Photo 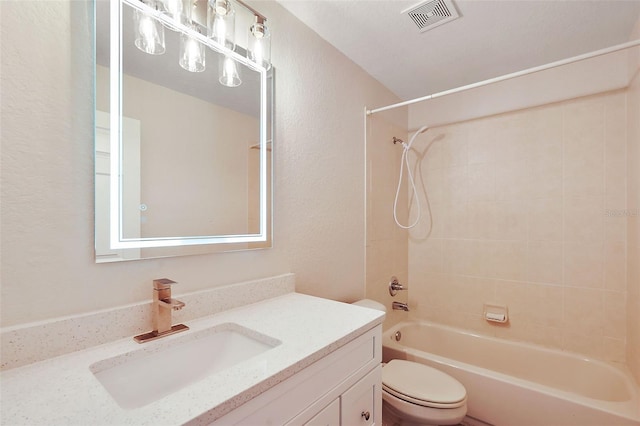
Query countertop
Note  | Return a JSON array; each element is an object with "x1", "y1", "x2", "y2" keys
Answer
[{"x1": 0, "y1": 293, "x2": 384, "y2": 426}]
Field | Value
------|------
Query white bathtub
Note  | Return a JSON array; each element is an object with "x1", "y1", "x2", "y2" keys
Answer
[{"x1": 382, "y1": 321, "x2": 640, "y2": 426}]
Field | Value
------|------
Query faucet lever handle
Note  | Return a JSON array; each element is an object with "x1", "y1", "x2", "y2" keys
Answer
[
  {"x1": 389, "y1": 276, "x2": 406, "y2": 296},
  {"x1": 153, "y1": 278, "x2": 177, "y2": 290}
]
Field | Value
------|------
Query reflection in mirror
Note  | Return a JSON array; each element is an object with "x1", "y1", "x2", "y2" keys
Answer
[{"x1": 94, "y1": 0, "x2": 273, "y2": 263}]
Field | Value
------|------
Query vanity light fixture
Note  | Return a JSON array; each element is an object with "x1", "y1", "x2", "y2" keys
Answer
[{"x1": 130, "y1": 0, "x2": 271, "y2": 79}]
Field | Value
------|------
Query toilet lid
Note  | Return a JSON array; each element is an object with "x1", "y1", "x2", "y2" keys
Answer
[{"x1": 382, "y1": 360, "x2": 467, "y2": 408}]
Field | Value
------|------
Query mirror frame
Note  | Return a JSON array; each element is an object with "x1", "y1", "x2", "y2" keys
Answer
[{"x1": 108, "y1": 0, "x2": 271, "y2": 250}]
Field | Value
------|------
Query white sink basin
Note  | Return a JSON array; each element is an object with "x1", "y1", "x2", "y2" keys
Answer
[{"x1": 90, "y1": 323, "x2": 280, "y2": 409}]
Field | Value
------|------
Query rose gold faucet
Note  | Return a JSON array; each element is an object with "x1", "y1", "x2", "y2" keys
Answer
[{"x1": 134, "y1": 279, "x2": 189, "y2": 343}]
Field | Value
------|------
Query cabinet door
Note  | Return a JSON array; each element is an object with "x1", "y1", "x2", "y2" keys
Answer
[
  {"x1": 304, "y1": 398, "x2": 340, "y2": 426},
  {"x1": 341, "y1": 366, "x2": 381, "y2": 426}
]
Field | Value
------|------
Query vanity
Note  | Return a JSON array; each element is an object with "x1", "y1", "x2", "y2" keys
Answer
[{"x1": 0, "y1": 287, "x2": 384, "y2": 425}]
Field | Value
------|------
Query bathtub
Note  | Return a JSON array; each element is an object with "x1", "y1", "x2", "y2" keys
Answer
[{"x1": 382, "y1": 321, "x2": 640, "y2": 426}]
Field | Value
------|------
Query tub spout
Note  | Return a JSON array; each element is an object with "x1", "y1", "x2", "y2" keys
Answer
[{"x1": 392, "y1": 301, "x2": 409, "y2": 311}]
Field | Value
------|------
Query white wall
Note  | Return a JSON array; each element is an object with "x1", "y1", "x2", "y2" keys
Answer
[{"x1": 0, "y1": 0, "x2": 401, "y2": 327}]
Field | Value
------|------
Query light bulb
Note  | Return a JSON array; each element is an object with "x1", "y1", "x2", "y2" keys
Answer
[
  {"x1": 159, "y1": 0, "x2": 192, "y2": 29},
  {"x1": 134, "y1": 9, "x2": 166, "y2": 55},
  {"x1": 219, "y1": 56, "x2": 241, "y2": 87},
  {"x1": 207, "y1": 1, "x2": 235, "y2": 49},
  {"x1": 179, "y1": 30, "x2": 205, "y2": 72},
  {"x1": 253, "y1": 40, "x2": 263, "y2": 65},
  {"x1": 247, "y1": 21, "x2": 270, "y2": 69},
  {"x1": 214, "y1": 15, "x2": 226, "y2": 43},
  {"x1": 163, "y1": 0, "x2": 183, "y2": 18}
]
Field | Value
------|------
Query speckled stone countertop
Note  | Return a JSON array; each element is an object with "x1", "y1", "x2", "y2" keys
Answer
[{"x1": 0, "y1": 293, "x2": 384, "y2": 426}]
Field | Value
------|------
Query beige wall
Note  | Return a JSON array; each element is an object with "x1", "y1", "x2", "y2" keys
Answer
[
  {"x1": 627, "y1": 19, "x2": 640, "y2": 383},
  {"x1": 407, "y1": 90, "x2": 629, "y2": 364},
  {"x1": 0, "y1": 0, "x2": 400, "y2": 327},
  {"x1": 403, "y1": 23, "x2": 640, "y2": 371}
]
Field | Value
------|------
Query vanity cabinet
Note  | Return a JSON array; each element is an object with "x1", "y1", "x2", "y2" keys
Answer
[
  {"x1": 339, "y1": 367, "x2": 379, "y2": 425},
  {"x1": 208, "y1": 325, "x2": 382, "y2": 426},
  {"x1": 304, "y1": 366, "x2": 380, "y2": 426},
  {"x1": 305, "y1": 398, "x2": 341, "y2": 425}
]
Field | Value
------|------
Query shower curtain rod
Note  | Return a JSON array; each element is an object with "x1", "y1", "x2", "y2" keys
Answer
[{"x1": 367, "y1": 38, "x2": 640, "y2": 115}]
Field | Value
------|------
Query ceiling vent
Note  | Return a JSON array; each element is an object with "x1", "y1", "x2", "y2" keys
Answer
[{"x1": 402, "y1": 0, "x2": 460, "y2": 33}]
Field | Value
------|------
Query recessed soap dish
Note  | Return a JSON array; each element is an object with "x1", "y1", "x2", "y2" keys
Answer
[{"x1": 484, "y1": 303, "x2": 508, "y2": 323}]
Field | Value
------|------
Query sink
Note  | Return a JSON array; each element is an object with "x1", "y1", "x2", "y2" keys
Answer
[{"x1": 90, "y1": 323, "x2": 280, "y2": 409}]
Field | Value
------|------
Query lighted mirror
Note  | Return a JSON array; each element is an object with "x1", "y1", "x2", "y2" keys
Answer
[{"x1": 94, "y1": 0, "x2": 273, "y2": 262}]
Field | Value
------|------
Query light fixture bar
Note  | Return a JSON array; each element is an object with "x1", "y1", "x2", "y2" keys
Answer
[{"x1": 234, "y1": 0, "x2": 267, "y2": 23}]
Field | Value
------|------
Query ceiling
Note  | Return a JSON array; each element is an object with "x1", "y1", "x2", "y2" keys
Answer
[{"x1": 277, "y1": 0, "x2": 640, "y2": 101}]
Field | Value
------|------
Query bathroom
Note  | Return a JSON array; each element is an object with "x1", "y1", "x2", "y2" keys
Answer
[{"x1": 1, "y1": 0, "x2": 640, "y2": 425}]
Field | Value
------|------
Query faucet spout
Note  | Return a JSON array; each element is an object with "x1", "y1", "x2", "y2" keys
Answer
[
  {"x1": 158, "y1": 298, "x2": 186, "y2": 310},
  {"x1": 392, "y1": 301, "x2": 409, "y2": 311}
]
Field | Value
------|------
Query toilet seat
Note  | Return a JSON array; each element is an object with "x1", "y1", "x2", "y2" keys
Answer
[{"x1": 382, "y1": 360, "x2": 467, "y2": 409}]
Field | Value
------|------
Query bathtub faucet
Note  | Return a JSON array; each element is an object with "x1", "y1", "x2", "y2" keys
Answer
[{"x1": 392, "y1": 301, "x2": 409, "y2": 311}]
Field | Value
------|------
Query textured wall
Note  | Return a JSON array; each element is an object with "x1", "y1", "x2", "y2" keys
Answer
[
  {"x1": 0, "y1": 0, "x2": 400, "y2": 326},
  {"x1": 627, "y1": 19, "x2": 640, "y2": 384},
  {"x1": 407, "y1": 90, "x2": 630, "y2": 364}
]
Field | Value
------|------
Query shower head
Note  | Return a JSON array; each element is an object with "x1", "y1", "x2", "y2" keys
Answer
[
  {"x1": 414, "y1": 125, "x2": 429, "y2": 135},
  {"x1": 406, "y1": 125, "x2": 429, "y2": 150}
]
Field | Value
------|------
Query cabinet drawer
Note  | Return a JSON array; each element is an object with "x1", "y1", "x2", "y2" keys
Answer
[
  {"x1": 341, "y1": 366, "x2": 381, "y2": 426},
  {"x1": 304, "y1": 398, "x2": 340, "y2": 426}
]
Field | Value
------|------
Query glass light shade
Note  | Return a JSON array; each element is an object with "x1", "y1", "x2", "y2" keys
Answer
[
  {"x1": 219, "y1": 55, "x2": 241, "y2": 87},
  {"x1": 207, "y1": 1, "x2": 235, "y2": 50},
  {"x1": 161, "y1": 0, "x2": 191, "y2": 28},
  {"x1": 247, "y1": 22, "x2": 271, "y2": 69},
  {"x1": 179, "y1": 31, "x2": 206, "y2": 72},
  {"x1": 210, "y1": 0, "x2": 230, "y2": 16},
  {"x1": 133, "y1": 9, "x2": 166, "y2": 55}
]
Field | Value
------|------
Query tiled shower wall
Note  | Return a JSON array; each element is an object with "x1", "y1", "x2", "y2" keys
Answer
[{"x1": 408, "y1": 90, "x2": 630, "y2": 364}]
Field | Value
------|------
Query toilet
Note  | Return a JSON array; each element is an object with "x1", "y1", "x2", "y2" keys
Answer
[{"x1": 353, "y1": 300, "x2": 468, "y2": 426}]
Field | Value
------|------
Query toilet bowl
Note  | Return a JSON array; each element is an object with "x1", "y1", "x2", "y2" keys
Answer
[
  {"x1": 353, "y1": 300, "x2": 468, "y2": 426},
  {"x1": 382, "y1": 359, "x2": 467, "y2": 425}
]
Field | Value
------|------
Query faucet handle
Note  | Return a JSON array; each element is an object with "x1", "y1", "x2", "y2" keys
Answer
[
  {"x1": 153, "y1": 278, "x2": 177, "y2": 290},
  {"x1": 389, "y1": 276, "x2": 406, "y2": 296}
]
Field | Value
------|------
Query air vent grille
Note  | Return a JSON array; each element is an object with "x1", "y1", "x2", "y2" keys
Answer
[{"x1": 403, "y1": 0, "x2": 460, "y2": 33}]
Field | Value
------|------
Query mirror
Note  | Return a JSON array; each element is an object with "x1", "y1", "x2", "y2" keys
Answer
[{"x1": 94, "y1": 0, "x2": 273, "y2": 262}]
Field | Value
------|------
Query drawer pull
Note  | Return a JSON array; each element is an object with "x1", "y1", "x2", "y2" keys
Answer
[{"x1": 361, "y1": 411, "x2": 370, "y2": 421}]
